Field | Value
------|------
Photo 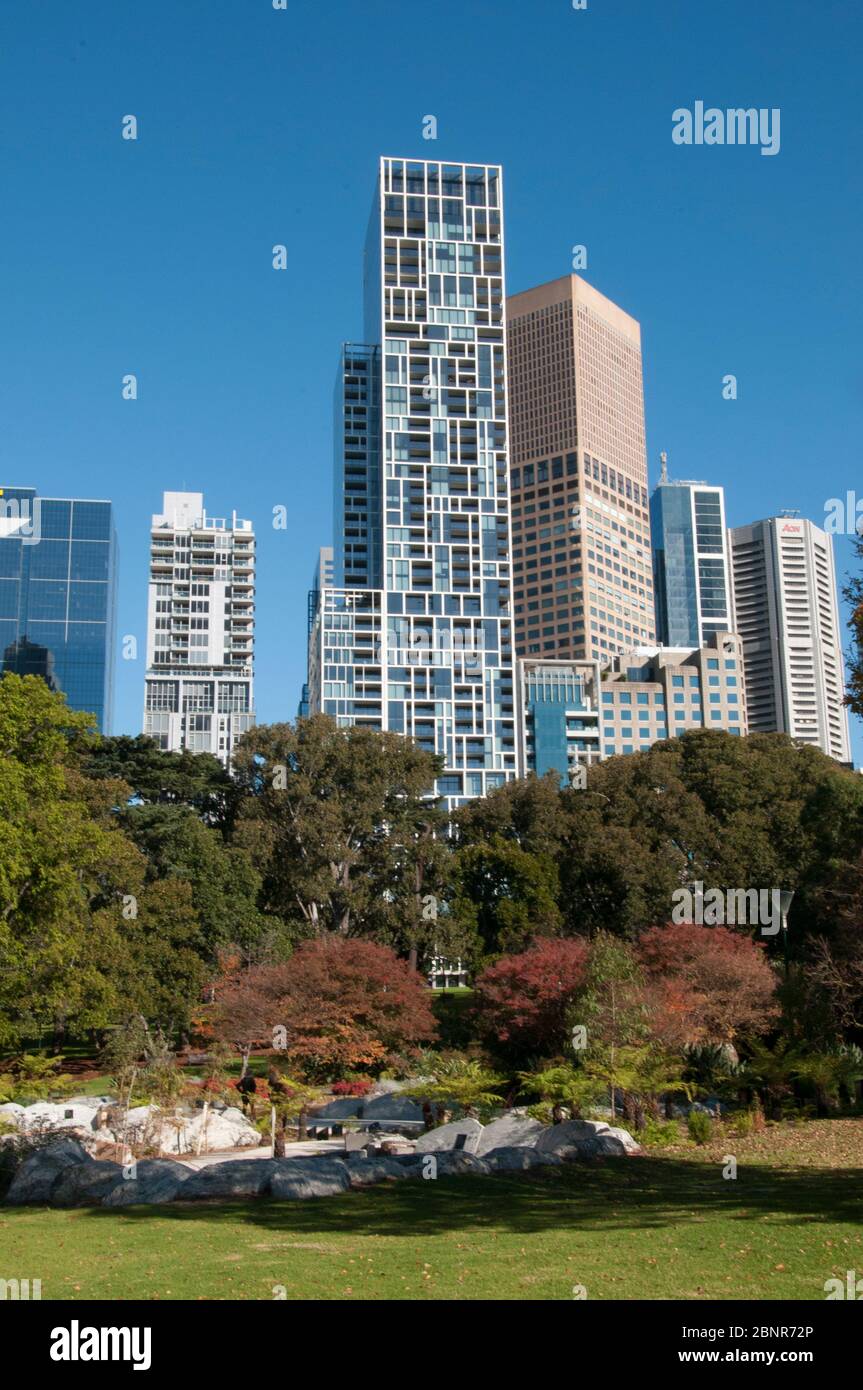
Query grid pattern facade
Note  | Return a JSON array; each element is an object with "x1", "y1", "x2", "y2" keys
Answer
[
  {"x1": 600, "y1": 632, "x2": 746, "y2": 755},
  {"x1": 143, "y1": 491, "x2": 255, "y2": 766},
  {"x1": 729, "y1": 517, "x2": 850, "y2": 761},
  {"x1": 0, "y1": 485, "x2": 117, "y2": 731},
  {"x1": 310, "y1": 157, "x2": 518, "y2": 808},
  {"x1": 506, "y1": 275, "x2": 655, "y2": 665}
]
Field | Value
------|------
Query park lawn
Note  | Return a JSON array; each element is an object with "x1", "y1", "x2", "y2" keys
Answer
[{"x1": 1, "y1": 1119, "x2": 860, "y2": 1301}]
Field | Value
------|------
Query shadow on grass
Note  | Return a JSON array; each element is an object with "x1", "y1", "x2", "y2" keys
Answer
[{"x1": 31, "y1": 1156, "x2": 863, "y2": 1239}]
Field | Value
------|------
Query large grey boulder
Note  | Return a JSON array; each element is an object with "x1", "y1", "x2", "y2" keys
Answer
[
  {"x1": 180, "y1": 1159, "x2": 276, "y2": 1200},
  {"x1": 483, "y1": 1145, "x2": 544, "y2": 1173},
  {"x1": 52, "y1": 1160, "x2": 124, "y2": 1207},
  {"x1": 310, "y1": 1097, "x2": 362, "y2": 1120},
  {"x1": 269, "y1": 1163, "x2": 351, "y2": 1199},
  {"x1": 434, "y1": 1152, "x2": 489, "y2": 1177},
  {"x1": 102, "y1": 1159, "x2": 191, "y2": 1207},
  {"x1": 413, "y1": 1117, "x2": 483, "y2": 1154},
  {"x1": 5, "y1": 1138, "x2": 92, "y2": 1206},
  {"x1": 476, "y1": 1112, "x2": 545, "y2": 1155},
  {"x1": 361, "y1": 1092, "x2": 424, "y2": 1123},
  {"x1": 343, "y1": 1156, "x2": 406, "y2": 1187},
  {"x1": 536, "y1": 1118, "x2": 640, "y2": 1158}
]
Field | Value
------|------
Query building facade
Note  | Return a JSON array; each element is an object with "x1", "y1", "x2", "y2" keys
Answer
[
  {"x1": 308, "y1": 157, "x2": 518, "y2": 808},
  {"x1": 506, "y1": 274, "x2": 655, "y2": 664},
  {"x1": 143, "y1": 491, "x2": 255, "y2": 766},
  {"x1": 0, "y1": 485, "x2": 117, "y2": 731},
  {"x1": 729, "y1": 515, "x2": 850, "y2": 761},
  {"x1": 651, "y1": 464, "x2": 734, "y2": 648},
  {"x1": 519, "y1": 632, "x2": 746, "y2": 784}
]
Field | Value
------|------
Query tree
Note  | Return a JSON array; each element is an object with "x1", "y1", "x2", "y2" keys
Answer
[
  {"x1": 570, "y1": 932, "x2": 648, "y2": 1121},
  {"x1": 81, "y1": 733, "x2": 237, "y2": 824},
  {"x1": 215, "y1": 938, "x2": 437, "y2": 1080},
  {"x1": 472, "y1": 937, "x2": 590, "y2": 1063},
  {"x1": 212, "y1": 956, "x2": 291, "y2": 1077},
  {"x1": 119, "y1": 804, "x2": 285, "y2": 965},
  {"x1": 0, "y1": 675, "x2": 145, "y2": 1048},
  {"x1": 450, "y1": 836, "x2": 562, "y2": 958},
  {"x1": 231, "y1": 715, "x2": 445, "y2": 945},
  {"x1": 843, "y1": 533, "x2": 863, "y2": 719},
  {"x1": 637, "y1": 922, "x2": 779, "y2": 1047}
]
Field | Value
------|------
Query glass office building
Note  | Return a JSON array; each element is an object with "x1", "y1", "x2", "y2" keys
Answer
[
  {"x1": 0, "y1": 485, "x2": 118, "y2": 731},
  {"x1": 650, "y1": 471, "x2": 733, "y2": 648},
  {"x1": 307, "y1": 157, "x2": 518, "y2": 808}
]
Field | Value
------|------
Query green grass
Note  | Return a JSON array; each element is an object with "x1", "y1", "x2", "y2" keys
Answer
[{"x1": 1, "y1": 1120, "x2": 860, "y2": 1300}]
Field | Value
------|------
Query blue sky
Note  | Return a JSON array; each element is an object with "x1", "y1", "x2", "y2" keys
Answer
[{"x1": 1, "y1": 0, "x2": 861, "y2": 762}]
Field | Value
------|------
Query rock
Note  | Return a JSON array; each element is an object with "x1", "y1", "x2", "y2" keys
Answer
[
  {"x1": 0, "y1": 1103, "x2": 25, "y2": 1125},
  {"x1": 269, "y1": 1164, "x2": 351, "y2": 1199},
  {"x1": 343, "y1": 1157, "x2": 406, "y2": 1187},
  {"x1": 361, "y1": 1093, "x2": 424, "y2": 1123},
  {"x1": 52, "y1": 1160, "x2": 124, "y2": 1207},
  {"x1": 433, "y1": 1152, "x2": 489, "y2": 1177},
  {"x1": 5, "y1": 1138, "x2": 92, "y2": 1206},
  {"x1": 536, "y1": 1118, "x2": 640, "y2": 1158},
  {"x1": 310, "y1": 1097, "x2": 362, "y2": 1120},
  {"x1": 1, "y1": 1101, "x2": 102, "y2": 1135},
  {"x1": 180, "y1": 1159, "x2": 277, "y2": 1200},
  {"x1": 476, "y1": 1112, "x2": 545, "y2": 1155},
  {"x1": 594, "y1": 1127, "x2": 641, "y2": 1156},
  {"x1": 102, "y1": 1159, "x2": 191, "y2": 1207},
  {"x1": 413, "y1": 1117, "x2": 483, "y2": 1154},
  {"x1": 534, "y1": 1150, "x2": 565, "y2": 1166},
  {"x1": 482, "y1": 1146, "x2": 544, "y2": 1173}
]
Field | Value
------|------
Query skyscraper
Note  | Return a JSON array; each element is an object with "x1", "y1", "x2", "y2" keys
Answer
[
  {"x1": 143, "y1": 491, "x2": 255, "y2": 766},
  {"x1": 729, "y1": 515, "x2": 850, "y2": 761},
  {"x1": 506, "y1": 274, "x2": 655, "y2": 664},
  {"x1": 651, "y1": 459, "x2": 734, "y2": 647},
  {"x1": 0, "y1": 485, "x2": 117, "y2": 731},
  {"x1": 307, "y1": 157, "x2": 518, "y2": 807}
]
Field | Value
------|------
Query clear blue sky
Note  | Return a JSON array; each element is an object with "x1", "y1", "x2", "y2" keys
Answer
[{"x1": 1, "y1": 0, "x2": 861, "y2": 762}]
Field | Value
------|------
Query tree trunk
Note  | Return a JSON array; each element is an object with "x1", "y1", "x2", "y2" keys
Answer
[{"x1": 297, "y1": 1107, "x2": 308, "y2": 1141}]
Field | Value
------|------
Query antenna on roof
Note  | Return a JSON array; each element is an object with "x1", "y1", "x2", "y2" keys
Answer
[
  {"x1": 779, "y1": 508, "x2": 801, "y2": 518},
  {"x1": 659, "y1": 450, "x2": 669, "y2": 483}
]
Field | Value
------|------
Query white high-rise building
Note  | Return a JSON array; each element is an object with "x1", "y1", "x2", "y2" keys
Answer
[
  {"x1": 729, "y1": 515, "x2": 850, "y2": 762},
  {"x1": 143, "y1": 491, "x2": 255, "y2": 766}
]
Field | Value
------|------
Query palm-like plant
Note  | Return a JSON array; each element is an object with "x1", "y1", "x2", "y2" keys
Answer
[
  {"x1": 790, "y1": 1046, "x2": 863, "y2": 1116},
  {"x1": 404, "y1": 1054, "x2": 506, "y2": 1116}
]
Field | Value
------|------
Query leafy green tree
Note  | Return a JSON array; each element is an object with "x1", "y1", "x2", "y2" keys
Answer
[
  {"x1": 450, "y1": 835, "x2": 562, "y2": 958},
  {"x1": 0, "y1": 675, "x2": 145, "y2": 1048},
  {"x1": 81, "y1": 733, "x2": 237, "y2": 826},
  {"x1": 231, "y1": 715, "x2": 444, "y2": 946},
  {"x1": 119, "y1": 804, "x2": 285, "y2": 964},
  {"x1": 843, "y1": 534, "x2": 863, "y2": 719}
]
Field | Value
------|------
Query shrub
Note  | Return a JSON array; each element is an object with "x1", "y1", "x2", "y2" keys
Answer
[
  {"x1": 687, "y1": 1109, "x2": 714, "y2": 1145},
  {"x1": 640, "y1": 1117, "x2": 681, "y2": 1149}
]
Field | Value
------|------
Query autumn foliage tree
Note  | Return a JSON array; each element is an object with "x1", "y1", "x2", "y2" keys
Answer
[
  {"x1": 472, "y1": 937, "x2": 590, "y2": 1063},
  {"x1": 637, "y1": 921, "x2": 779, "y2": 1047},
  {"x1": 214, "y1": 937, "x2": 437, "y2": 1080}
]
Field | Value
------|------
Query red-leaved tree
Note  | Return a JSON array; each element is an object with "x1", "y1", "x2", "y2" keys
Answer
[
  {"x1": 472, "y1": 937, "x2": 590, "y2": 1063},
  {"x1": 218, "y1": 937, "x2": 437, "y2": 1079},
  {"x1": 637, "y1": 922, "x2": 779, "y2": 1046}
]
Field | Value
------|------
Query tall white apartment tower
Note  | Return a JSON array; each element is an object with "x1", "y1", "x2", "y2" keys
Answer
[
  {"x1": 307, "y1": 157, "x2": 518, "y2": 809},
  {"x1": 729, "y1": 515, "x2": 850, "y2": 762},
  {"x1": 143, "y1": 491, "x2": 256, "y2": 766}
]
